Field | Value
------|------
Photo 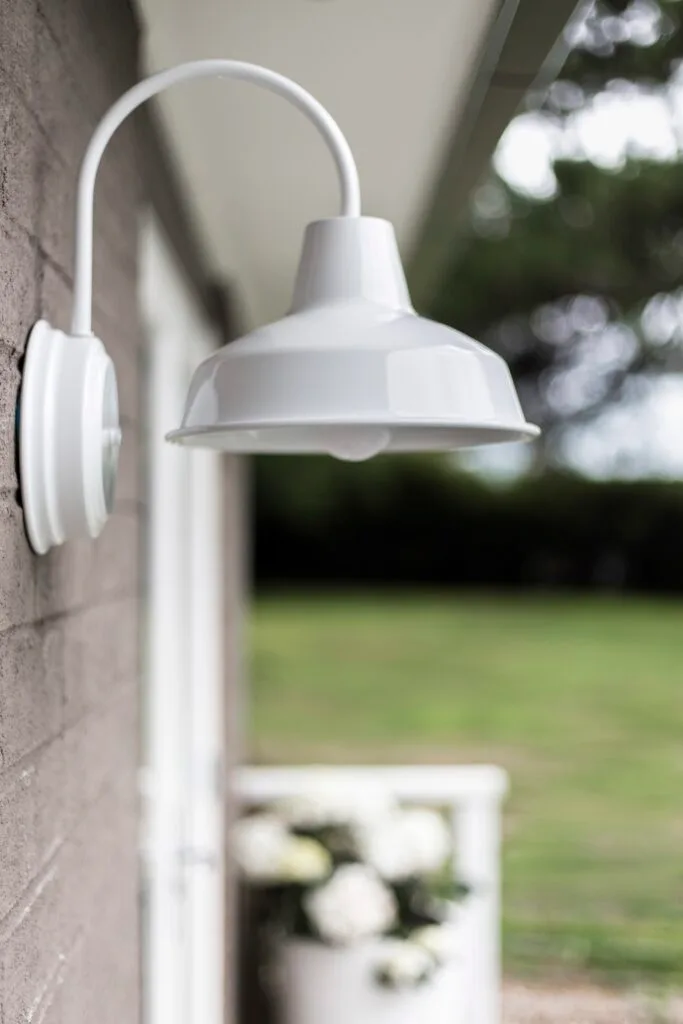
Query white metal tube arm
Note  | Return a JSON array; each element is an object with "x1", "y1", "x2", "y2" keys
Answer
[{"x1": 70, "y1": 59, "x2": 362, "y2": 336}]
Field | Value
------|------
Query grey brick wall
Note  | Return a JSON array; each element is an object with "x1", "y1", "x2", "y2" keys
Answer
[{"x1": 0, "y1": 2, "x2": 143, "y2": 1020}]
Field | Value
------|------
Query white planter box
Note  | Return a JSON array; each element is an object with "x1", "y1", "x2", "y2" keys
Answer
[{"x1": 276, "y1": 939, "x2": 463, "y2": 1024}]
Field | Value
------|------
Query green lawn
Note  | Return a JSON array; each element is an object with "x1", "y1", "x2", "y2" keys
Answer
[{"x1": 250, "y1": 592, "x2": 683, "y2": 985}]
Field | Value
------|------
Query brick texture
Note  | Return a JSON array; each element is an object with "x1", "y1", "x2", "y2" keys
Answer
[{"x1": 0, "y1": 2, "x2": 143, "y2": 1022}]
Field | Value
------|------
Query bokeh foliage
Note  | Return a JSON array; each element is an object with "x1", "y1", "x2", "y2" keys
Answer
[{"x1": 430, "y1": 0, "x2": 683, "y2": 457}]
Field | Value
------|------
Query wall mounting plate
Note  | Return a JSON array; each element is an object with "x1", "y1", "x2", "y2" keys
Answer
[{"x1": 19, "y1": 320, "x2": 121, "y2": 554}]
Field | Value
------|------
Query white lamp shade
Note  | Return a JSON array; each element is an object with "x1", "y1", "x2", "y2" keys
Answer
[{"x1": 167, "y1": 218, "x2": 538, "y2": 460}]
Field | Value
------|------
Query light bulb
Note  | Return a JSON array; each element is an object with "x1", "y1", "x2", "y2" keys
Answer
[{"x1": 322, "y1": 427, "x2": 391, "y2": 462}]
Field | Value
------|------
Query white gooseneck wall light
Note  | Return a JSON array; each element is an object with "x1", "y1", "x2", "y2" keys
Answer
[{"x1": 19, "y1": 59, "x2": 538, "y2": 554}]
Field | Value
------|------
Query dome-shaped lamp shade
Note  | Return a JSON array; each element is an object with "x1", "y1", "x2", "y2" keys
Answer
[{"x1": 167, "y1": 218, "x2": 539, "y2": 460}]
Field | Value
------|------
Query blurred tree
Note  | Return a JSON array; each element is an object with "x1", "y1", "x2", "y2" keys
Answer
[
  {"x1": 562, "y1": 0, "x2": 683, "y2": 88},
  {"x1": 430, "y1": 0, "x2": 683, "y2": 462}
]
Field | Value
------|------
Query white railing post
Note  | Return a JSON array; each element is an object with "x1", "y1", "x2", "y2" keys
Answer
[{"x1": 454, "y1": 794, "x2": 503, "y2": 1024}]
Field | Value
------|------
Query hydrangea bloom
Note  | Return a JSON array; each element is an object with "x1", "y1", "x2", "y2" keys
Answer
[
  {"x1": 354, "y1": 808, "x2": 451, "y2": 880},
  {"x1": 233, "y1": 814, "x2": 290, "y2": 881},
  {"x1": 234, "y1": 815, "x2": 331, "y2": 883},
  {"x1": 278, "y1": 836, "x2": 332, "y2": 883},
  {"x1": 398, "y1": 808, "x2": 452, "y2": 875},
  {"x1": 304, "y1": 864, "x2": 397, "y2": 945}
]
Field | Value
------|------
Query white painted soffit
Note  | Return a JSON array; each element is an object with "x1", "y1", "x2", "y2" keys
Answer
[{"x1": 135, "y1": 0, "x2": 579, "y2": 327}]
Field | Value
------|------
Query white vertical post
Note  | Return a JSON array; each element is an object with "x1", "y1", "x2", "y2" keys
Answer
[
  {"x1": 141, "y1": 217, "x2": 226, "y2": 1024},
  {"x1": 454, "y1": 796, "x2": 502, "y2": 1024},
  {"x1": 187, "y1": 445, "x2": 225, "y2": 1024},
  {"x1": 143, "y1": 240, "x2": 192, "y2": 1024}
]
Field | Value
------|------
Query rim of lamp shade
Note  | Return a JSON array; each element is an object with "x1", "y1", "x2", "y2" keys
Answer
[{"x1": 166, "y1": 422, "x2": 539, "y2": 461}]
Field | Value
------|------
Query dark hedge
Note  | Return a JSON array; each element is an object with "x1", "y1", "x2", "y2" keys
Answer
[{"x1": 253, "y1": 457, "x2": 683, "y2": 592}]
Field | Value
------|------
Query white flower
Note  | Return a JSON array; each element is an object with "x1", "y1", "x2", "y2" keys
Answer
[
  {"x1": 352, "y1": 813, "x2": 419, "y2": 882},
  {"x1": 411, "y1": 923, "x2": 459, "y2": 963},
  {"x1": 233, "y1": 814, "x2": 290, "y2": 881},
  {"x1": 276, "y1": 778, "x2": 396, "y2": 830},
  {"x1": 355, "y1": 808, "x2": 452, "y2": 880},
  {"x1": 304, "y1": 864, "x2": 397, "y2": 945},
  {"x1": 375, "y1": 940, "x2": 435, "y2": 988},
  {"x1": 278, "y1": 836, "x2": 332, "y2": 883},
  {"x1": 233, "y1": 816, "x2": 332, "y2": 884},
  {"x1": 353, "y1": 817, "x2": 414, "y2": 880},
  {"x1": 398, "y1": 809, "x2": 452, "y2": 875}
]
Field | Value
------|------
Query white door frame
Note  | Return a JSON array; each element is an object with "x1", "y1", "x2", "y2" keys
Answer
[{"x1": 140, "y1": 216, "x2": 226, "y2": 1024}]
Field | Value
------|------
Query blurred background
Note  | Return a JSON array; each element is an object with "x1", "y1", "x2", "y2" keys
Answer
[{"x1": 248, "y1": 0, "x2": 683, "y2": 998}]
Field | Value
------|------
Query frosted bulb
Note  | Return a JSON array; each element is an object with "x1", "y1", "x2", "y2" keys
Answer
[{"x1": 323, "y1": 427, "x2": 391, "y2": 462}]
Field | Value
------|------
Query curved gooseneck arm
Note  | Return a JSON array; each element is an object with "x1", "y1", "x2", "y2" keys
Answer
[{"x1": 71, "y1": 59, "x2": 362, "y2": 336}]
